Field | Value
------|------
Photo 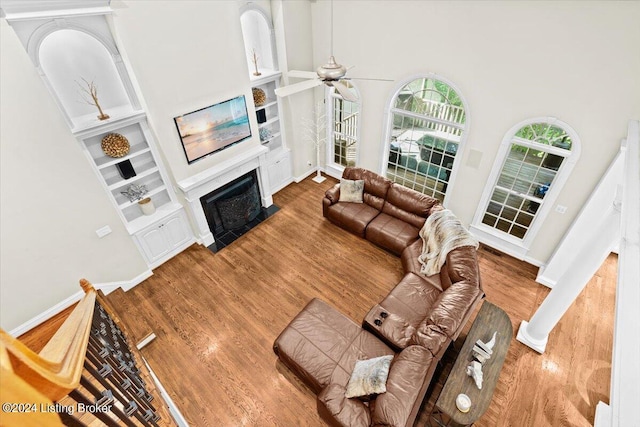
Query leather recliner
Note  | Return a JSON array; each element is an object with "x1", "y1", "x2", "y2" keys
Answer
[{"x1": 274, "y1": 167, "x2": 483, "y2": 427}]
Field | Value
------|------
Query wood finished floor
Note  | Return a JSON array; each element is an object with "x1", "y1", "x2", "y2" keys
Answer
[{"x1": 104, "y1": 175, "x2": 616, "y2": 427}]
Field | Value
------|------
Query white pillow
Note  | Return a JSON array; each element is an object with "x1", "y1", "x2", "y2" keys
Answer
[
  {"x1": 344, "y1": 355, "x2": 394, "y2": 398},
  {"x1": 338, "y1": 179, "x2": 365, "y2": 203}
]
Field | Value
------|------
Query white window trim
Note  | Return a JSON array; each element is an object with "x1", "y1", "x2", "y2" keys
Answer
[
  {"x1": 324, "y1": 84, "x2": 362, "y2": 180},
  {"x1": 470, "y1": 117, "x2": 581, "y2": 260},
  {"x1": 380, "y1": 73, "x2": 471, "y2": 207}
]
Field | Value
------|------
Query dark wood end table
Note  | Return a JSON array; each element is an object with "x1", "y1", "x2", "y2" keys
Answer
[{"x1": 428, "y1": 301, "x2": 513, "y2": 426}]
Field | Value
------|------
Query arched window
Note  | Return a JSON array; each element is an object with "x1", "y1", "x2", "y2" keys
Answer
[
  {"x1": 471, "y1": 118, "x2": 580, "y2": 258},
  {"x1": 326, "y1": 81, "x2": 360, "y2": 174},
  {"x1": 384, "y1": 76, "x2": 468, "y2": 203}
]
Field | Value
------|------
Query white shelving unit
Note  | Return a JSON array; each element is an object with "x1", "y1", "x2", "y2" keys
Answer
[
  {"x1": 2, "y1": 4, "x2": 195, "y2": 268},
  {"x1": 251, "y1": 71, "x2": 293, "y2": 193},
  {"x1": 73, "y1": 113, "x2": 195, "y2": 267},
  {"x1": 74, "y1": 112, "x2": 180, "y2": 232}
]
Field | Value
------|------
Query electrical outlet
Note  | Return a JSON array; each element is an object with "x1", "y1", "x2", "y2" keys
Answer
[
  {"x1": 96, "y1": 225, "x2": 112, "y2": 238},
  {"x1": 555, "y1": 205, "x2": 567, "y2": 214}
]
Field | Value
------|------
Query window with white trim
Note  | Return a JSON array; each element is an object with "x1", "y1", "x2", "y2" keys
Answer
[
  {"x1": 385, "y1": 77, "x2": 467, "y2": 203},
  {"x1": 471, "y1": 119, "x2": 580, "y2": 255},
  {"x1": 327, "y1": 82, "x2": 359, "y2": 169}
]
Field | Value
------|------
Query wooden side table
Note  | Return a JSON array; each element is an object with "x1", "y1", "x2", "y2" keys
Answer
[{"x1": 428, "y1": 301, "x2": 512, "y2": 426}]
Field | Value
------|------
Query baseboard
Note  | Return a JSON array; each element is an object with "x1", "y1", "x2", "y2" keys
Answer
[
  {"x1": 295, "y1": 167, "x2": 318, "y2": 183},
  {"x1": 8, "y1": 269, "x2": 153, "y2": 338},
  {"x1": 272, "y1": 177, "x2": 294, "y2": 194},
  {"x1": 523, "y1": 255, "x2": 545, "y2": 268},
  {"x1": 323, "y1": 164, "x2": 344, "y2": 180},
  {"x1": 143, "y1": 358, "x2": 189, "y2": 427},
  {"x1": 120, "y1": 269, "x2": 153, "y2": 292},
  {"x1": 594, "y1": 401, "x2": 611, "y2": 427},
  {"x1": 9, "y1": 290, "x2": 85, "y2": 337},
  {"x1": 535, "y1": 274, "x2": 556, "y2": 289}
]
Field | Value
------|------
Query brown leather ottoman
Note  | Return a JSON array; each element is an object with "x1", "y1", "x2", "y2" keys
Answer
[{"x1": 273, "y1": 298, "x2": 394, "y2": 394}]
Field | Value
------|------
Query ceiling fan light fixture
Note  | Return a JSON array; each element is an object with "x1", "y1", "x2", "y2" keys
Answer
[{"x1": 317, "y1": 56, "x2": 347, "y2": 81}]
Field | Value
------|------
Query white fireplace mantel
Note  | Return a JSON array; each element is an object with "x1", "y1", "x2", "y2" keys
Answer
[{"x1": 177, "y1": 145, "x2": 273, "y2": 246}]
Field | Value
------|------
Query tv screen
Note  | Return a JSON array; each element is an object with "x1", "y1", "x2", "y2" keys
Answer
[{"x1": 174, "y1": 95, "x2": 252, "y2": 164}]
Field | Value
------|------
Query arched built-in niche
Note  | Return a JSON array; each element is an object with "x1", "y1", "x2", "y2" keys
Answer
[
  {"x1": 240, "y1": 5, "x2": 277, "y2": 76},
  {"x1": 39, "y1": 29, "x2": 131, "y2": 127},
  {"x1": 25, "y1": 19, "x2": 140, "y2": 131}
]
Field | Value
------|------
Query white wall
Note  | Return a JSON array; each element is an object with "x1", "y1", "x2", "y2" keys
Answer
[
  {"x1": 109, "y1": 0, "x2": 261, "y2": 184},
  {"x1": 0, "y1": 19, "x2": 148, "y2": 332},
  {"x1": 272, "y1": 0, "x2": 317, "y2": 179},
  {"x1": 310, "y1": 0, "x2": 640, "y2": 263},
  {"x1": 2, "y1": 0, "x2": 637, "y2": 332}
]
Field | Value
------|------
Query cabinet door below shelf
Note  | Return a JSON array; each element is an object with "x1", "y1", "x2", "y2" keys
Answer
[
  {"x1": 137, "y1": 226, "x2": 170, "y2": 261},
  {"x1": 135, "y1": 209, "x2": 193, "y2": 266}
]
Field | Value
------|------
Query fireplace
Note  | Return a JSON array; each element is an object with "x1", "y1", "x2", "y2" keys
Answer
[
  {"x1": 177, "y1": 145, "x2": 276, "y2": 249},
  {"x1": 199, "y1": 169, "x2": 278, "y2": 251},
  {"x1": 200, "y1": 170, "x2": 261, "y2": 234}
]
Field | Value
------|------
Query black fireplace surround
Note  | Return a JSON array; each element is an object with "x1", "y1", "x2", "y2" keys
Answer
[{"x1": 200, "y1": 170, "x2": 277, "y2": 252}]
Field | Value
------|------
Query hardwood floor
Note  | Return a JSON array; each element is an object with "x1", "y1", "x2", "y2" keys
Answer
[{"x1": 101, "y1": 176, "x2": 615, "y2": 426}]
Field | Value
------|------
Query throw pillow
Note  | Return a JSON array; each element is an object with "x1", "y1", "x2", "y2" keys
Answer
[
  {"x1": 344, "y1": 355, "x2": 394, "y2": 398},
  {"x1": 338, "y1": 179, "x2": 365, "y2": 203}
]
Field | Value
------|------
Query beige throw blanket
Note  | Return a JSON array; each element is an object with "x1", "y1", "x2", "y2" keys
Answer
[{"x1": 418, "y1": 209, "x2": 478, "y2": 276}]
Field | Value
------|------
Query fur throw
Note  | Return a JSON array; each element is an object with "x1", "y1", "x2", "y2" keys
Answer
[{"x1": 418, "y1": 209, "x2": 478, "y2": 276}]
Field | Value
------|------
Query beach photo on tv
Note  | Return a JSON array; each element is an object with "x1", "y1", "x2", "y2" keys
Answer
[{"x1": 175, "y1": 96, "x2": 251, "y2": 163}]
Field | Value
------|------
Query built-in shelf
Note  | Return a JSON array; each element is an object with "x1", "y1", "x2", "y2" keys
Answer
[
  {"x1": 261, "y1": 132, "x2": 281, "y2": 145},
  {"x1": 252, "y1": 73, "x2": 284, "y2": 154},
  {"x1": 4, "y1": 5, "x2": 194, "y2": 268},
  {"x1": 256, "y1": 100, "x2": 277, "y2": 112},
  {"x1": 250, "y1": 72, "x2": 293, "y2": 194},
  {"x1": 259, "y1": 116, "x2": 280, "y2": 129}
]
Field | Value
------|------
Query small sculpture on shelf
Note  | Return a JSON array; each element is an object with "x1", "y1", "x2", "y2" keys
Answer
[
  {"x1": 250, "y1": 48, "x2": 261, "y2": 76},
  {"x1": 252, "y1": 87, "x2": 266, "y2": 107},
  {"x1": 76, "y1": 77, "x2": 110, "y2": 121},
  {"x1": 121, "y1": 184, "x2": 155, "y2": 216},
  {"x1": 259, "y1": 127, "x2": 272, "y2": 143},
  {"x1": 101, "y1": 133, "x2": 130, "y2": 158}
]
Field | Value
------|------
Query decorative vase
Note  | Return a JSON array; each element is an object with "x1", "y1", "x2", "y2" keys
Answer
[{"x1": 138, "y1": 197, "x2": 155, "y2": 216}]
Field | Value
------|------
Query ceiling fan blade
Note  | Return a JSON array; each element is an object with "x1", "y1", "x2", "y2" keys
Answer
[
  {"x1": 348, "y1": 77, "x2": 394, "y2": 82},
  {"x1": 287, "y1": 70, "x2": 318, "y2": 79},
  {"x1": 332, "y1": 81, "x2": 359, "y2": 102},
  {"x1": 275, "y1": 79, "x2": 323, "y2": 97}
]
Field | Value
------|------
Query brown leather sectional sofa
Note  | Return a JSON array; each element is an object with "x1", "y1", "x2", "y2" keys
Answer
[{"x1": 274, "y1": 167, "x2": 483, "y2": 427}]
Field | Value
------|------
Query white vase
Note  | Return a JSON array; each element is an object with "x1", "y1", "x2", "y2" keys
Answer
[{"x1": 138, "y1": 197, "x2": 156, "y2": 215}]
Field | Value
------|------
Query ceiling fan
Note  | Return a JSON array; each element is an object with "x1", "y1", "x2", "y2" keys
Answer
[
  {"x1": 274, "y1": 1, "x2": 388, "y2": 102},
  {"x1": 275, "y1": 56, "x2": 358, "y2": 102}
]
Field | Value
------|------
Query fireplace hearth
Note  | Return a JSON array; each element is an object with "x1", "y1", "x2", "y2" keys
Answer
[{"x1": 200, "y1": 170, "x2": 278, "y2": 252}]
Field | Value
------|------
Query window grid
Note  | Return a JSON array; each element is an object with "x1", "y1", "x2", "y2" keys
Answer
[
  {"x1": 386, "y1": 78, "x2": 466, "y2": 203},
  {"x1": 481, "y1": 123, "x2": 571, "y2": 240},
  {"x1": 329, "y1": 85, "x2": 358, "y2": 168}
]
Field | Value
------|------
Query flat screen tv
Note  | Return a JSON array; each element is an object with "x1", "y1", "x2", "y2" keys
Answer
[{"x1": 174, "y1": 95, "x2": 252, "y2": 164}]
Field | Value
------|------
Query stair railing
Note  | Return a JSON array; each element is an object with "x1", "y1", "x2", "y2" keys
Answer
[{"x1": 0, "y1": 279, "x2": 175, "y2": 426}]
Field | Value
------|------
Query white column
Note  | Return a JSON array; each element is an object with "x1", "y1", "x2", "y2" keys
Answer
[{"x1": 517, "y1": 205, "x2": 620, "y2": 353}]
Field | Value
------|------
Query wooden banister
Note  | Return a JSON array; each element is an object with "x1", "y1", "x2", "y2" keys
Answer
[
  {"x1": 1, "y1": 279, "x2": 176, "y2": 426},
  {"x1": 0, "y1": 280, "x2": 96, "y2": 402},
  {"x1": 1, "y1": 343, "x2": 64, "y2": 426}
]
